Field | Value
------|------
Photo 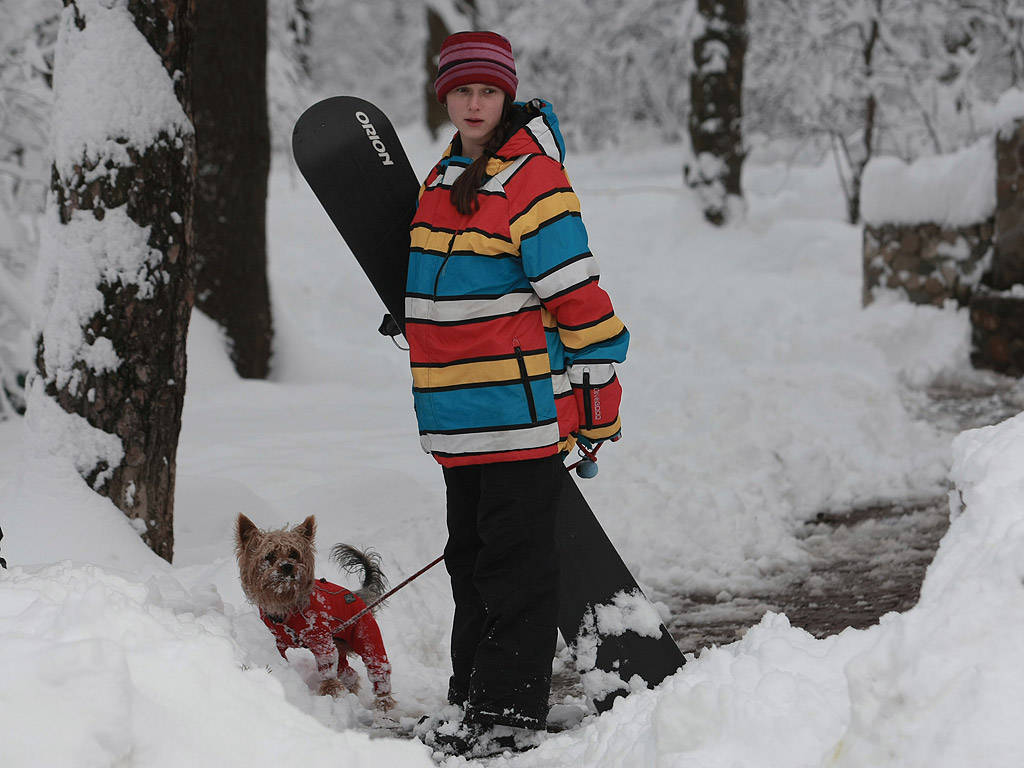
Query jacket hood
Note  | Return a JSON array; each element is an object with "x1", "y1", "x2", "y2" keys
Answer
[{"x1": 494, "y1": 99, "x2": 566, "y2": 165}]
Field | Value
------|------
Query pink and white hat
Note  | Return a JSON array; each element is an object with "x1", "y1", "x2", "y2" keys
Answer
[{"x1": 434, "y1": 31, "x2": 518, "y2": 103}]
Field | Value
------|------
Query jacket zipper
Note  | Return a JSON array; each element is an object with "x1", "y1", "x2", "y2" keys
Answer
[
  {"x1": 433, "y1": 229, "x2": 459, "y2": 299},
  {"x1": 582, "y1": 367, "x2": 593, "y2": 429},
  {"x1": 514, "y1": 340, "x2": 538, "y2": 424}
]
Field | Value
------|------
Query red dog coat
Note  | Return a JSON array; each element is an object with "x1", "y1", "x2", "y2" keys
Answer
[{"x1": 260, "y1": 579, "x2": 391, "y2": 697}]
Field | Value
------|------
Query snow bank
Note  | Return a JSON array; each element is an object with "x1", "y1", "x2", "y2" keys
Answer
[
  {"x1": 826, "y1": 415, "x2": 1024, "y2": 768},
  {"x1": 0, "y1": 562, "x2": 432, "y2": 768}
]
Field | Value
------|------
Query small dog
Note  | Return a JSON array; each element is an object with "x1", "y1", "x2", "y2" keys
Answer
[{"x1": 235, "y1": 513, "x2": 395, "y2": 711}]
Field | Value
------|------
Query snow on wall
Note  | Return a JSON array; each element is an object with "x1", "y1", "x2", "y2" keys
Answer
[{"x1": 861, "y1": 137, "x2": 996, "y2": 228}]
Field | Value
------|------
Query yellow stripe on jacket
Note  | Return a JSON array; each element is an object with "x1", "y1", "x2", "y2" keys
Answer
[
  {"x1": 511, "y1": 189, "x2": 582, "y2": 242},
  {"x1": 412, "y1": 351, "x2": 550, "y2": 390},
  {"x1": 558, "y1": 315, "x2": 627, "y2": 352}
]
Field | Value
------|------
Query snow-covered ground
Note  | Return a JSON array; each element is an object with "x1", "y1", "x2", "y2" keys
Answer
[{"x1": 3, "y1": 121, "x2": 1024, "y2": 767}]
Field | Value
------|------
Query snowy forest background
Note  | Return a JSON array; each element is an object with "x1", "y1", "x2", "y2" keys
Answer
[{"x1": 3, "y1": 0, "x2": 1024, "y2": 555}]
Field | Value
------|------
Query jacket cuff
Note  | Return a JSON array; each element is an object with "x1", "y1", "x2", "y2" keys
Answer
[
  {"x1": 579, "y1": 416, "x2": 622, "y2": 442},
  {"x1": 571, "y1": 364, "x2": 621, "y2": 434}
]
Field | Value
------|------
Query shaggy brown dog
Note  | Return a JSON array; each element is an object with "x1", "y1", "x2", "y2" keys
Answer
[{"x1": 235, "y1": 513, "x2": 395, "y2": 710}]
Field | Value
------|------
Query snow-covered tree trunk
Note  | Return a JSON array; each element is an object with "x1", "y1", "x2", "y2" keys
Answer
[
  {"x1": 193, "y1": 0, "x2": 272, "y2": 379},
  {"x1": 687, "y1": 0, "x2": 746, "y2": 225},
  {"x1": 29, "y1": 0, "x2": 196, "y2": 561}
]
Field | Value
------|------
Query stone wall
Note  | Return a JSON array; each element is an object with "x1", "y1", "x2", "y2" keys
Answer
[
  {"x1": 862, "y1": 221, "x2": 993, "y2": 308},
  {"x1": 862, "y1": 118, "x2": 1024, "y2": 376}
]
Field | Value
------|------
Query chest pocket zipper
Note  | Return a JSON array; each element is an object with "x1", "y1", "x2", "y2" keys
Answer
[{"x1": 514, "y1": 340, "x2": 538, "y2": 425}]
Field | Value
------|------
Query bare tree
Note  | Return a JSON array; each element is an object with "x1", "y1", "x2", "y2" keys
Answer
[
  {"x1": 286, "y1": 0, "x2": 313, "y2": 80},
  {"x1": 266, "y1": 0, "x2": 317, "y2": 154},
  {"x1": 744, "y1": 0, "x2": 1003, "y2": 224},
  {"x1": 499, "y1": 0, "x2": 695, "y2": 149},
  {"x1": 30, "y1": 0, "x2": 196, "y2": 561},
  {"x1": 829, "y1": 0, "x2": 882, "y2": 225},
  {"x1": 687, "y1": 0, "x2": 747, "y2": 225},
  {"x1": 0, "y1": 1, "x2": 60, "y2": 416},
  {"x1": 193, "y1": 0, "x2": 272, "y2": 379}
]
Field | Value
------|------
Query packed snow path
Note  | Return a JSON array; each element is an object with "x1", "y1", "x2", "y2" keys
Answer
[
  {"x1": 552, "y1": 375, "x2": 1024, "y2": 701},
  {"x1": 664, "y1": 498, "x2": 950, "y2": 652}
]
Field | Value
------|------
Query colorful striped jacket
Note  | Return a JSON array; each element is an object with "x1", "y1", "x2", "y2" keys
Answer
[{"x1": 406, "y1": 100, "x2": 628, "y2": 467}]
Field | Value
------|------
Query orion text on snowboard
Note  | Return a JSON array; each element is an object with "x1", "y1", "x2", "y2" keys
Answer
[{"x1": 355, "y1": 111, "x2": 394, "y2": 166}]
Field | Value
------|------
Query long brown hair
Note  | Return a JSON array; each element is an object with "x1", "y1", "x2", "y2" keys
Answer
[{"x1": 450, "y1": 97, "x2": 517, "y2": 215}]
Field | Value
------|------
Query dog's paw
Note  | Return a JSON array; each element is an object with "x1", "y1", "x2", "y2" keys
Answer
[
  {"x1": 374, "y1": 693, "x2": 397, "y2": 712},
  {"x1": 338, "y1": 667, "x2": 361, "y2": 693},
  {"x1": 318, "y1": 678, "x2": 346, "y2": 697}
]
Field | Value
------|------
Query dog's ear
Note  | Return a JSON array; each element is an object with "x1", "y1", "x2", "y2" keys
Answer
[
  {"x1": 236, "y1": 514, "x2": 258, "y2": 552},
  {"x1": 296, "y1": 515, "x2": 316, "y2": 542}
]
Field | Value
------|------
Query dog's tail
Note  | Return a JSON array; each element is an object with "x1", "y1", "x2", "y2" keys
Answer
[{"x1": 330, "y1": 544, "x2": 389, "y2": 610}]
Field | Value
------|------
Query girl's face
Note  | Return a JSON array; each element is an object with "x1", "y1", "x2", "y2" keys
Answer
[{"x1": 445, "y1": 84, "x2": 505, "y2": 160}]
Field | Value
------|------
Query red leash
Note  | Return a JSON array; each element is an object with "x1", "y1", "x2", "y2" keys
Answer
[{"x1": 336, "y1": 553, "x2": 445, "y2": 631}]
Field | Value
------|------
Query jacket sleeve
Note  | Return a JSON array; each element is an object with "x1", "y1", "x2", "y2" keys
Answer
[{"x1": 509, "y1": 156, "x2": 629, "y2": 442}]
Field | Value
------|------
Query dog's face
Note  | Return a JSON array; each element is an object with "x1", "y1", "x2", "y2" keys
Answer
[{"x1": 235, "y1": 514, "x2": 317, "y2": 616}]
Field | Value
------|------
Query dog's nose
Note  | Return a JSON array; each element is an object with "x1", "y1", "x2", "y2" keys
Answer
[{"x1": 280, "y1": 562, "x2": 294, "y2": 576}]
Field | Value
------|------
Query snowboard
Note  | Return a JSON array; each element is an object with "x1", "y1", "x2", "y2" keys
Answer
[{"x1": 292, "y1": 96, "x2": 685, "y2": 711}]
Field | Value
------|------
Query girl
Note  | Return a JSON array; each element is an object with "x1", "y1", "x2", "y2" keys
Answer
[{"x1": 408, "y1": 31, "x2": 628, "y2": 757}]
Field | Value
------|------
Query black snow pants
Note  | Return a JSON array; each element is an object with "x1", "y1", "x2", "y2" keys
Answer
[{"x1": 441, "y1": 453, "x2": 563, "y2": 730}]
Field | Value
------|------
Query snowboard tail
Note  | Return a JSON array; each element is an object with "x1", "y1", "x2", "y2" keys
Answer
[
  {"x1": 556, "y1": 478, "x2": 685, "y2": 705},
  {"x1": 292, "y1": 96, "x2": 685, "y2": 711}
]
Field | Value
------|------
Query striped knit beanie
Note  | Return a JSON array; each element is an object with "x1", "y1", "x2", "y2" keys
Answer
[{"x1": 434, "y1": 31, "x2": 518, "y2": 103}]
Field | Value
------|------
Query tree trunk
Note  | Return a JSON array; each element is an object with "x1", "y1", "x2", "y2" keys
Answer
[
  {"x1": 848, "y1": 6, "x2": 880, "y2": 225},
  {"x1": 192, "y1": 0, "x2": 272, "y2": 379},
  {"x1": 687, "y1": 0, "x2": 747, "y2": 225},
  {"x1": 425, "y1": 5, "x2": 452, "y2": 138},
  {"x1": 424, "y1": 0, "x2": 478, "y2": 138},
  {"x1": 37, "y1": 0, "x2": 197, "y2": 561}
]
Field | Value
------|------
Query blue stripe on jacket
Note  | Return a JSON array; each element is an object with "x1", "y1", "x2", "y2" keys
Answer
[
  {"x1": 410, "y1": 253, "x2": 535, "y2": 299},
  {"x1": 413, "y1": 378, "x2": 558, "y2": 433},
  {"x1": 519, "y1": 215, "x2": 591, "y2": 278}
]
